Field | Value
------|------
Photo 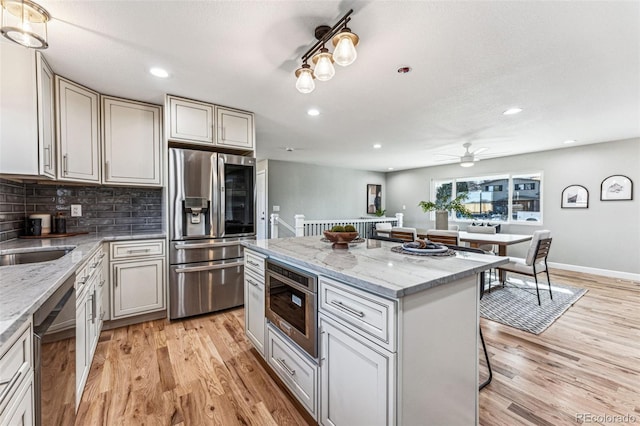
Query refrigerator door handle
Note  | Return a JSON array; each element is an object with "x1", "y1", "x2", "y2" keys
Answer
[
  {"x1": 174, "y1": 241, "x2": 240, "y2": 249},
  {"x1": 175, "y1": 261, "x2": 244, "y2": 273},
  {"x1": 218, "y1": 155, "x2": 226, "y2": 237}
]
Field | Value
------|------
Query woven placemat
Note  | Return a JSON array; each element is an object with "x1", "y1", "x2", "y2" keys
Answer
[{"x1": 391, "y1": 245, "x2": 457, "y2": 257}]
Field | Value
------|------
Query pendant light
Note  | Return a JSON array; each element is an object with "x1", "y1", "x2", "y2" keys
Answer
[
  {"x1": 295, "y1": 63, "x2": 315, "y2": 94},
  {"x1": 312, "y1": 47, "x2": 335, "y2": 81},
  {"x1": 1, "y1": 0, "x2": 51, "y2": 49},
  {"x1": 332, "y1": 27, "x2": 359, "y2": 67},
  {"x1": 294, "y1": 9, "x2": 358, "y2": 94}
]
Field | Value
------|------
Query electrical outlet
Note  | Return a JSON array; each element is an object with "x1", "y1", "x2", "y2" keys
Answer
[
  {"x1": 71, "y1": 204, "x2": 82, "y2": 217},
  {"x1": 403, "y1": 205, "x2": 406, "y2": 210},
  {"x1": 273, "y1": 205, "x2": 280, "y2": 212}
]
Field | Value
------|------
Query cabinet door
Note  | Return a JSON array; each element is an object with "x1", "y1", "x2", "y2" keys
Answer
[
  {"x1": 112, "y1": 258, "x2": 165, "y2": 318},
  {"x1": 75, "y1": 291, "x2": 88, "y2": 405},
  {"x1": 216, "y1": 106, "x2": 254, "y2": 150},
  {"x1": 319, "y1": 316, "x2": 395, "y2": 426},
  {"x1": 36, "y1": 52, "x2": 56, "y2": 179},
  {"x1": 244, "y1": 271, "x2": 265, "y2": 357},
  {"x1": 168, "y1": 96, "x2": 214, "y2": 144},
  {"x1": 56, "y1": 77, "x2": 101, "y2": 183},
  {"x1": 102, "y1": 97, "x2": 162, "y2": 186}
]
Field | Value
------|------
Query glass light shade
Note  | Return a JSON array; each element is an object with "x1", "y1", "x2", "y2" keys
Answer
[
  {"x1": 332, "y1": 29, "x2": 359, "y2": 67},
  {"x1": 460, "y1": 161, "x2": 475, "y2": 167},
  {"x1": 1, "y1": 0, "x2": 50, "y2": 49},
  {"x1": 312, "y1": 48, "x2": 335, "y2": 81},
  {"x1": 295, "y1": 65, "x2": 315, "y2": 94}
]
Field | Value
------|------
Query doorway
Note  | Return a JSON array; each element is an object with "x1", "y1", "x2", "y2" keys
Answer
[{"x1": 257, "y1": 170, "x2": 266, "y2": 239}]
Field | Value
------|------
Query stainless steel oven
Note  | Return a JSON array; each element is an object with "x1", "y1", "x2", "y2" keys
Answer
[{"x1": 265, "y1": 259, "x2": 318, "y2": 358}]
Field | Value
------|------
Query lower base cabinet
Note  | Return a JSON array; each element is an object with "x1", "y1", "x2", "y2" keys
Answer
[
  {"x1": 319, "y1": 315, "x2": 395, "y2": 426},
  {"x1": 112, "y1": 258, "x2": 165, "y2": 319},
  {"x1": 244, "y1": 270, "x2": 265, "y2": 357},
  {"x1": 267, "y1": 326, "x2": 318, "y2": 420},
  {"x1": 0, "y1": 374, "x2": 34, "y2": 426}
]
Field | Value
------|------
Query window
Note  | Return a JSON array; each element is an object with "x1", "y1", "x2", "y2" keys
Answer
[{"x1": 432, "y1": 172, "x2": 542, "y2": 224}]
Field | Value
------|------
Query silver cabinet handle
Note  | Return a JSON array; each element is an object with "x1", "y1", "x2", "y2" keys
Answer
[
  {"x1": 63, "y1": 154, "x2": 68, "y2": 175},
  {"x1": 127, "y1": 248, "x2": 151, "y2": 254},
  {"x1": 175, "y1": 241, "x2": 239, "y2": 249},
  {"x1": 330, "y1": 300, "x2": 365, "y2": 318},
  {"x1": 0, "y1": 368, "x2": 23, "y2": 403},
  {"x1": 99, "y1": 253, "x2": 106, "y2": 259},
  {"x1": 247, "y1": 278, "x2": 259, "y2": 287},
  {"x1": 43, "y1": 146, "x2": 50, "y2": 167},
  {"x1": 114, "y1": 273, "x2": 118, "y2": 288},
  {"x1": 175, "y1": 261, "x2": 244, "y2": 273},
  {"x1": 89, "y1": 293, "x2": 95, "y2": 323},
  {"x1": 277, "y1": 358, "x2": 295, "y2": 376},
  {"x1": 49, "y1": 144, "x2": 53, "y2": 170},
  {"x1": 98, "y1": 279, "x2": 105, "y2": 288},
  {"x1": 247, "y1": 259, "x2": 260, "y2": 267},
  {"x1": 105, "y1": 160, "x2": 110, "y2": 179}
]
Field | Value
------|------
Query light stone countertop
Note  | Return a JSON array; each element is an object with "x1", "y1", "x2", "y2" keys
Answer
[
  {"x1": 0, "y1": 232, "x2": 166, "y2": 346},
  {"x1": 243, "y1": 236, "x2": 508, "y2": 299}
]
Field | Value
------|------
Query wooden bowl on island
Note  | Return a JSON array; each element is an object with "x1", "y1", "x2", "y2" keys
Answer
[{"x1": 323, "y1": 230, "x2": 359, "y2": 249}]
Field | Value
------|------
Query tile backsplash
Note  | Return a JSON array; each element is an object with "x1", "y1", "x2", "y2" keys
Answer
[
  {"x1": 0, "y1": 178, "x2": 26, "y2": 242},
  {"x1": 25, "y1": 184, "x2": 164, "y2": 234}
]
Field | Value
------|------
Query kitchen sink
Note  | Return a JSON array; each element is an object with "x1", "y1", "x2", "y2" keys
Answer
[{"x1": 0, "y1": 248, "x2": 74, "y2": 266}]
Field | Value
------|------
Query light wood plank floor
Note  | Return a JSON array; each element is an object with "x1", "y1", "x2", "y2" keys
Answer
[{"x1": 76, "y1": 270, "x2": 639, "y2": 425}]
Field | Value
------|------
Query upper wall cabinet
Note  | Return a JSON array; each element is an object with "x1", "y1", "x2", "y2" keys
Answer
[
  {"x1": 102, "y1": 96, "x2": 162, "y2": 186},
  {"x1": 168, "y1": 96, "x2": 214, "y2": 144},
  {"x1": 167, "y1": 95, "x2": 255, "y2": 152},
  {"x1": 56, "y1": 76, "x2": 101, "y2": 183},
  {"x1": 216, "y1": 106, "x2": 255, "y2": 150},
  {"x1": 0, "y1": 44, "x2": 56, "y2": 179}
]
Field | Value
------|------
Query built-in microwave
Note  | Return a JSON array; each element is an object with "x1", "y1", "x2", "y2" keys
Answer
[{"x1": 265, "y1": 259, "x2": 318, "y2": 358}]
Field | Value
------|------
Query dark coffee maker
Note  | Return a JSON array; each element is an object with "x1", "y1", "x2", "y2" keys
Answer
[{"x1": 27, "y1": 218, "x2": 42, "y2": 236}]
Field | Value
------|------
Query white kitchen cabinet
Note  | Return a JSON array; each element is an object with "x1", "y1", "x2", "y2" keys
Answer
[
  {"x1": 215, "y1": 106, "x2": 254, "y2": 150},
  {"x1": 0, "y1": 319, "x2": 33, "y2": 425},
  {"x1": 56, "y1": 76, "x2": 101, "y2": 183},
  {"x1": 0, "y1": 44, "x2": 55, "y2": 179},
  {"x1": 110, "y1": 240, "x2": 165, "y2": 320},
  {"x1": 167, "y1": 95, "x2": 214, "y2": 144},
  {"x1": 244, "y1": 270, "x2": 266, "y2": 357},
  {"x1": 75, "y1": 280, "x2": 89, "y2": 405},
  {"x1": 319, "y1": 314, "x2": 395, "y2": 426},
  {"x1": 102, "y1": 96, "x2": 162, "y2": 186}
]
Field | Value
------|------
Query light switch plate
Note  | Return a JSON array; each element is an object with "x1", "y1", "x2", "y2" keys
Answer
[{"x1": 71, "y1": 204, "x2": 82, "y2": 217}]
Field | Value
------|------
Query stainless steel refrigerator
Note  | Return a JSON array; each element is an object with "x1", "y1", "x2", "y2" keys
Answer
[{"x1": 168, "y1": 148, "x2": 255, "y2": 319}]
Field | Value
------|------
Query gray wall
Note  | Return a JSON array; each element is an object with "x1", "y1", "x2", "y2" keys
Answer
[
  {"x1": 386, "y1": 138, "x2": 640, "y2": 274},
  {"x1": 267, "y1": 160, "x2": 386, "y2": 236}
]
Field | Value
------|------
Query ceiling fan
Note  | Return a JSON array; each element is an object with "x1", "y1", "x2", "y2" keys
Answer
[{"x1": 435, "y1": 142, "x2": 490, "y2": 167}]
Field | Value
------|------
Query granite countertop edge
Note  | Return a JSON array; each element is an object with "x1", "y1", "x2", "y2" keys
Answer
[
  {"x1": 0, "y1": 232, "x2": 166, "y2": 346},
  {"x1": 242, "y1": 239, "x2": 509, "y2": 299}
]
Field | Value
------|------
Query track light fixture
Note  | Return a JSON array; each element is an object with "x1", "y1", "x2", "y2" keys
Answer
[
  {"x1": 1, "y1": 0, "x2": 51, "y2": 49},
  {"x1": 294, "y1": 9, "x2": 359, "y2": 93}
]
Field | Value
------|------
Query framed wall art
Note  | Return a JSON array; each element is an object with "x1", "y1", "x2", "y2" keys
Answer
[
  {"x1": 561, "y1": 185, "x2": 589, "y2": 208},
  {"x1": 600, "y1": 175, "x2": 633, "y2": 201},
  {"x1": 367, "y1": 184, "x2": 382, "y2": 214}
]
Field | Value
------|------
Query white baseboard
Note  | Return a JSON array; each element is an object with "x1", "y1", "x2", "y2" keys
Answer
[{"x1": 548, "y1": 261, "x2": 640, "y2": 282}]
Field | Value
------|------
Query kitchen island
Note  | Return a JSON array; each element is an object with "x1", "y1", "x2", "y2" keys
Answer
[{"x1": 242, "y1": 236, "x2": 508, "y2": 425}]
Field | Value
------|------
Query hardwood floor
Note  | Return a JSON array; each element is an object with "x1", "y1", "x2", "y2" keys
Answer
[{"x1": 76, "y1": 270, "x2": 639, "y2": 425}]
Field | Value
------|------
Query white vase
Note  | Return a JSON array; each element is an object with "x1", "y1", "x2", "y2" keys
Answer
[{"x1": 435, "y1": 211, "x2": 449, "y2": 230}]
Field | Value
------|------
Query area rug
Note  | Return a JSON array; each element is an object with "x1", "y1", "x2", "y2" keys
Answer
[{"x1": 480, "y1": 277, "x2": 587, "y2": 334}]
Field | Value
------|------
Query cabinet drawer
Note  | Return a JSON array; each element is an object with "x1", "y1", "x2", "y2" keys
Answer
[
  {"x1": 244, "y1": 250, "x2": 265, "y2": 276},
  {"x1": 110, "y1": 239, "x2": 164, "y2": 259},
  {"x1": 0, "y1": 321, "x2": 32, "y2": 409},
  {"x1": 267, "y1": 326, "x2": 317, "y2": 419},
  {"x1": 319, "y1": 277, "x2": 397, "y2": 352}
]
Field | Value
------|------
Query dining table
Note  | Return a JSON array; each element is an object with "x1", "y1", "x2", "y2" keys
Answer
[{"x1": 458, "y1": 231, "x2": 532, "y2": 257}]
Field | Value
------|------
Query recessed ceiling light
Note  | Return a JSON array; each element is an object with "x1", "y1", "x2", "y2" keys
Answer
[
  {"x1": 503, "y1": 107, "x2": 523, "y2": 115},
  {"x1": 373, "y1": 144, "x2": 382, "y2": 149},
  {"x1": 388, "y1": 167, "x2": 394, "y2": 171},
  {"x1": 149, "y1": 67, "x2": 169, "y2": 78},
  {"x1": 563, "y1": 139, "x2": 576, "y2": 144},
  {"x1": 307, "y1": 109, "x2": 320, "y2": 116},
  {"x1": 285, "y1": 147, "x2": 294, "y2": 152}
]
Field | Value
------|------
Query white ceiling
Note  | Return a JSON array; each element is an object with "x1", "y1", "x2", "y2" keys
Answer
[{"x1": 34, "y1": 1, "x2": 640, "y2": 171}]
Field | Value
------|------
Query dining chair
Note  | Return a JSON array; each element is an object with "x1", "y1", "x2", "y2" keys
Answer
[
  {"x1": 374, "y1": 222, "x2": 392, "y2": 237},
  {"x1": 448, "y1": 225, "x2": 460, "y2": 231},
  {"x1": 389, "y1": 227, "x2": 417, "y2": 242},
  {"x1": 466, "y1": 224, "x2": 497, "y2": 253},
  {"x1": 496, "y1": 230, "x2": 553, "y2": 305},
  {"x1": 424, "y1": 229, "x2": 459, "y2": 246}
]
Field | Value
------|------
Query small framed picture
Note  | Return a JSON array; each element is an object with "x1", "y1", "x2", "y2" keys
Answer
[
  {"x1": 561, "y1": 185, "x2": 589, "y2": 208},
  {"x1": 600, "y1": 175, "x2": 633, "y2": 201},
  {"x1": 367, "y1": 184, "x2": 382, "y2": 214}
]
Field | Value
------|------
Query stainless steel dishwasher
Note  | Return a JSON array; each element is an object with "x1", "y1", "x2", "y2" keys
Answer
[{"x1": 33, "y1": 273, "x2": 76, "y2": 426}]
